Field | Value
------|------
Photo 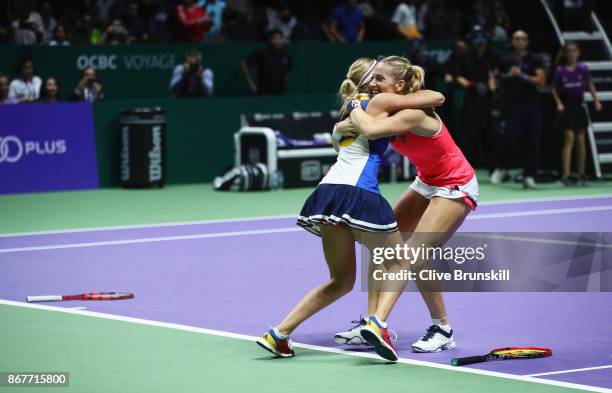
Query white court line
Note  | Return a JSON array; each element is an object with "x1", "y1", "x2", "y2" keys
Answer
[
  {"x1": 0, "y1": 214, "x2": 296, "y2": 239},
  {"x1": 468, "y1": 205, "x2": 612, "y2": 220},
  {"x1": 526, "y1": 365, "x2": 612, "y2": 377},
  {"x1": 1, "y1": 194, "x2": 610, "y2": 238},
  {"x1": 1, "y1": 206, "x2": 612, "y2": 254},
  {"x1": 0, "y1": 227, "x2": 303, "y2": 254},
  {"x1": 0, "y1": 299, "x2": 608, "y2": 393}
]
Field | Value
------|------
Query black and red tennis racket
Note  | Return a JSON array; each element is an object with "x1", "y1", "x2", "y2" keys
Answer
[
  {"x1": 26, "y1": 292, "x2": 134, "y2": 303},
  {"x1": 451, "y1": 347, "x2": 552, "y2": 366}
]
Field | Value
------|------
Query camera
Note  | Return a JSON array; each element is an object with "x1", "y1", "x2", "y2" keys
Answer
[{"x1": 187, "y1": 62, "x2": 201, "y2": 73}]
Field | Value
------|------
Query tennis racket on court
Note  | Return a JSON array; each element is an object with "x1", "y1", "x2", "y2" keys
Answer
[
  {"x1": 451, "y1": 347, "x2": 552, "y2": 366},
  {"x1": 26, "y1": 292, "x2": 134, "y2": 303}
]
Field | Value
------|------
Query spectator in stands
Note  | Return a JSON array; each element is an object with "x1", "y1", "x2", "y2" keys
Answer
[
  {"x1": 95, "y1": 0, "x2": 116, "y2": 23},
  {"x1": 49, "y1": 25, "x2": 70, "y2": 45},
  {"x1": 442, "y1": 39, "x2": 468, "y2": 137},
  {"x1": 266, "y1": 2, "x2": 297, "y2": 42},
  {"x1": 326, "y1": 0, "x2": 365, "y2": 42},
  {"x1": 490, "y1": 0, "x2": 511, "y2": 42},
  {"x1": 358, "y1": 0, "x2": 396, "y2": 40},
  {"x1": 38, "y1": 77, "x2": 61, "y2": 103},
  {"x1": 122, "y1": 0, "x2": 148, "y2": 42},
  {"x1": 552, "y1": 42, "x2": 602, "y2": 186},
  {"x1": 11, "y1": 2, "x2": 44, "y2": 45},
  {"x1": 421, "y1": 0, "x2": 455, "y2": 39},
  {"x1": 73, "y1": 67, "x2": 105, "y2": 102},
  {"x1": 469, "y1": 1, "x2": 489, "y2": 32},
  {"x1": 204, "y1": 0, "x2": 226, "y2": 41},
  {"x1": 9, "y1": 56, "x2": 42, "y2": 103},
  {"x1": 455, "y1": 26, "x2": 499, "y2": 167},
  {"x1": 72, "y1": 13, "x2": 99, "y2": 44},
  {"x1": 443, "y1": 39, "x2": 468, "y2": 85},
  {"x1": 241, "y1": 29, "x2": 292, "y2": 95},
  {"x1": 38, "y1": 1, "x2": 57, "y2": 44},
  {"x1": 220, "y1": 0, "x2": 254, "y2": 41},
  {"x1": 492, "y1": 30, "x2": 546, "y2": 189},
  {"x1": 410, "y1": 43, "x2": 444, "y2": 87},
  {"x1": 391, "y1": 0, "x2": 422, "y2": 41},
  {"x1": 170, "y1": 49, "x2": 214, "y2": 97},
  {"x1": 0, "y1": 74, "x2": 18, "y2": 104},
  {"x1": 144, "y1": 0, "x2": 172, "y2": 42},
  {"x1": 0, "y1": 4, "x2": 11, "y2": 43},
  {"x1": 175, "y1": 0, "x2": 211, "y2": 42},
  {"x1": 100, "y1": 18, "x2": 129, "y2": 44}
]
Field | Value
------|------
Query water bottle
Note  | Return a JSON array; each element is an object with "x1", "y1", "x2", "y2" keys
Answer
[{"x1": 271, "y1": 170, "x2": 284, "y2": 190}]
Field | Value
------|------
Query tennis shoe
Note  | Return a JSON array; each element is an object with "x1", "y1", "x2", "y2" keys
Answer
[
  {"x1": 334, "y1": 317, "x2": 371, "y2": 345},
  {"x1": 360, "y1": 317, "x2": 399, "y2": 362},
  {"x1": 256, "y1": 328, "x2": 294, "y2": 358},
  {"x1": 411, "y1": 325, "x2": 455, "y2": 353}
]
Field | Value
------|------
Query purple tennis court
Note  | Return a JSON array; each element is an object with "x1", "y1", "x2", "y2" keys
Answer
[{"x1": 1, "y1": 196, "x2": 611, "y2": 390}]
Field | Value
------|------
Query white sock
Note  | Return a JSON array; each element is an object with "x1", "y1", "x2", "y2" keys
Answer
[
  {"x1": 272, "y1": 327, "x2": 288, "y2": 339},
  {"x1": 432, "y1": 318, "x2": 452, "y2": 333}
]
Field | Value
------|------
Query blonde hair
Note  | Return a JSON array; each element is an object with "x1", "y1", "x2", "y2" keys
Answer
[
  {"x1": 338, "y1": 57, "x2": 375, "y2": 118},
  {"x1": 379, "y1": 55, "x2": 425, "y2": 94}
]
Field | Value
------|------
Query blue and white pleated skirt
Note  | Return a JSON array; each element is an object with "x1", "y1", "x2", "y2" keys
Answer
[{"x1": 297, "y1": 184, "x2": 398, "y2": 236}]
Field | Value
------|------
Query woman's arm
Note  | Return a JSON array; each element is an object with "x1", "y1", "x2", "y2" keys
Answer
[
  {"x1": 349, "y1": 106, "x2": 428, "y2": 139},
  {"x1": 551, "y1": 86, "x2": 564, "y2": 113},
  {"x1": 368, "y1": 90, "x2": 444, "y2": 114},
  {"x1": 588, "y1": 81, "x2": 602, "y2": 112}
]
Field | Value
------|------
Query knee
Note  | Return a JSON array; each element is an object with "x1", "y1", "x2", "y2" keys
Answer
[
  {"x1": 564, "y1": 132, "x2": 574, "y2": 145},
  {"x1": 576, "y1": 132, "x2": 586, "y2": 144},
  {"x1": 328, "y1": 274, "x2": 355, "y2": 296}
]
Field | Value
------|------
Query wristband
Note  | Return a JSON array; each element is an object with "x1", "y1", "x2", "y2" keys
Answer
[{"x1": 332, "y1": 125, "x2": 343, "y2": 141}]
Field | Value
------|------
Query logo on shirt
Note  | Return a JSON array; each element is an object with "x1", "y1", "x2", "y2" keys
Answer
[{"x1": 0, "y1": 135, "x2": 67, "y2": 164}]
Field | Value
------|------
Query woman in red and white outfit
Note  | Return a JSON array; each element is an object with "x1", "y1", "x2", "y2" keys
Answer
[{"x1": 336, "y1": 55, "x2": 478, "y2": 360}]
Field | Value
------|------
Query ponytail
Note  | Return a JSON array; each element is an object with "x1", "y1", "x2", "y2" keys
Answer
[
  {"x1": 379, "y1": 55, "x2": 426, "y2": 94},
  {"x1": 338, "y1": 58, "x2": 375, "y2": 119}
]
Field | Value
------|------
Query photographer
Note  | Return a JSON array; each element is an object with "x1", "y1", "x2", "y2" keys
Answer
[
  {"x1": 170, "y1": 50, "x2": 214, "y2": 98},
  {"x1": 73, "y1": 67, "x2": 105, "y2": 102}
]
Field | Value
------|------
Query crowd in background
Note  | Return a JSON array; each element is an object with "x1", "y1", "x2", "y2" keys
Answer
[
  {"x1": 0, "y1": 0, "x2": 605, "y2": 186},
  {"x1": 0, "y1": 0, "x2": 512, "y2": 45}
]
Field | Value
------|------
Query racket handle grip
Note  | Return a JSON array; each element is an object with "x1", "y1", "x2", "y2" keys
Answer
[
  {"x1": 26, "y1": 295, "x2": 62, "y2": 302},
  {"x1": 451, "y1": 356, "x2": 487, "y2": 366}
]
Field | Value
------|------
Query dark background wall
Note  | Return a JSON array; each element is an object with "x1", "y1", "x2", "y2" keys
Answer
[{"x1": 0, "y1": 41, "x2": 455, "y2": 99}]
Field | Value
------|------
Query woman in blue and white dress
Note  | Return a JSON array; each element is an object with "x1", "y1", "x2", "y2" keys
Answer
[{"x1": 256, "y1": 58, "x2": 445, "y2": 358}]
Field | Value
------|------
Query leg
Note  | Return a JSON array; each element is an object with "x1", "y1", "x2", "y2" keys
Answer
[
  {"x1": 359, "y1": 229, "x2": 406, "y2": 317},
  {"x1": 576, "y1": 129, "x2": 587, "y2": 177},
  {"x1": 394, "y1": 189, "x2": 449, "y2": 323},
  {"x1": 357, "y1": 188, "x2": 429, "y2": 317},
  {"x1": 561, "y1": 129, "x2": 575, "y2": 178},
  {"x1": 276, "y1": 224, "x2": 356, "y2": 335},
  {"x1": 374, "y1": 197, "x2": 471, "y2": 321},
  {"x1": 393, "y1": 188, "x2": 430, "y2": 233},
  {"x1": 525, "y1": 106, "x2": 543, "y2": 178},
  {"x1": 499, "y1": 105, "x2": 523, "y2": 171}
]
